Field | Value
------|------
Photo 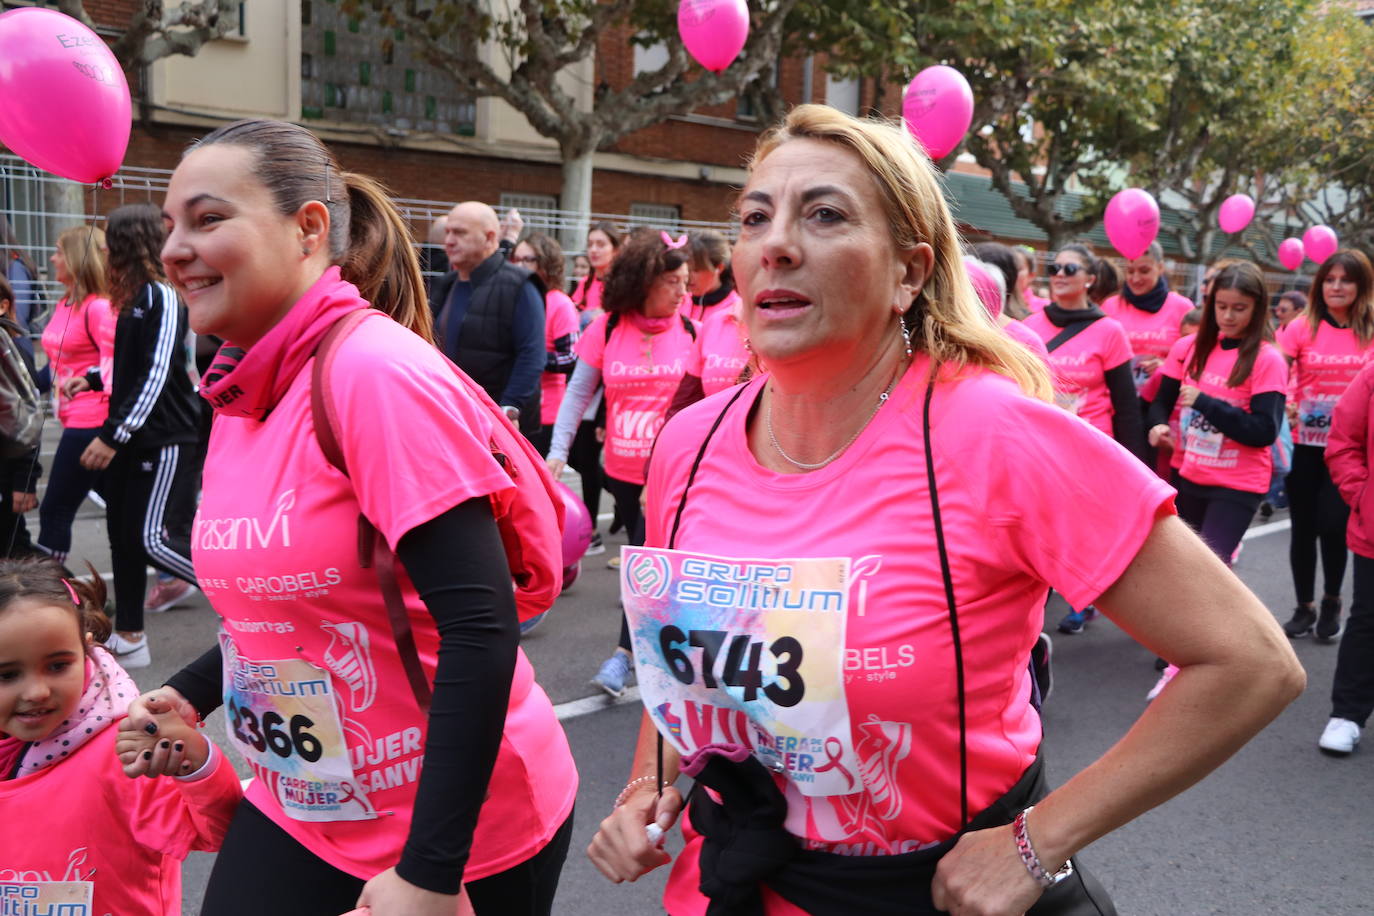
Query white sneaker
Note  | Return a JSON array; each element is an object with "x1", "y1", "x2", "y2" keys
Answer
[
  {"x1": 1319, "y1": 717, "x2": 1361, "y2": 756},
  {"x1": 106, "y1": 632, "x2": 151, "y2": 669}
]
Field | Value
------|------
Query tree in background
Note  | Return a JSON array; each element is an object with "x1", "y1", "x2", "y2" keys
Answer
[
  {"x1": 50, "y1": 0, "x2": 240, "y2": 67},
  {"x1": 1266, "y1": 5, "x2": 1374, "y2": 255},
  {"x1": 347, "y1": 0, "x2": 805, "y2": 244}
]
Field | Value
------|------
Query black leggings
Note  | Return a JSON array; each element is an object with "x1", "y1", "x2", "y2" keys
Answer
[
  {"x1": 200, "y1": 800, "x2": 575, "y2": 916},
  {"x1": 567, "y1": 418, "x2": 604, "y2": 522},
  {"x1": 604, "y1": 474, "x2": 645, "y2": 653},
  {"x1": 1287, "y1": 444, "x2": 1351, "y2": 604},
  {"x1": 38, "y1": 426, "x2": 105, "y2": 561},
  {"x1": 105, "y1": 443, "x2": 199, "y2": 633},
  {"x1": 1175, "y1": 485, "x2": 1261, "y2": 567}
]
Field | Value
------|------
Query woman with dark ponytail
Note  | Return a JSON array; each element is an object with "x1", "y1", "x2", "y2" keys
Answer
[
  {"x1": 118, "y1": 119, "x2": 577, "y2": 916},
  {"x1": 1022, "y1": 243, "x2": 1145, "y2": 635}
]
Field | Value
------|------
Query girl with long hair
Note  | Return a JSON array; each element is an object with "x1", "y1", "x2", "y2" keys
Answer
[
  {"x1": 546, "y1": 231, "x2": 698, "y2": 697},
  {"x1": 1278, "y1": 249, "x2": 1374, "y2": 641}
]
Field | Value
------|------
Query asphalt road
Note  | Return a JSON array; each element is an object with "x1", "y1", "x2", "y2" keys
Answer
[{"x1": 38, "y1": 436, "x2": 1374, "y2": 914}]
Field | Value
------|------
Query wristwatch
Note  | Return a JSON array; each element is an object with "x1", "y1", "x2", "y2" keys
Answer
[{"x1": 503, "y1": 405, "x2": 521, "y2": 422}]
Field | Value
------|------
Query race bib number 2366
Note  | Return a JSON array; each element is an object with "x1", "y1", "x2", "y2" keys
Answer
[{"x1": 621, "y1": 547, "x2": 861, "y2": 797}]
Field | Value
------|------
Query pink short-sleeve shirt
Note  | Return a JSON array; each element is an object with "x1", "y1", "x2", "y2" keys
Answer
[
  {"x1": 1021, "y1": 311, "x2": 1134, "y2": 436},
  {"x1": 1279, "y1": 318, "x2": 1374, "y2": 448},
  {"x1": 1160, "y1": 336, "x2": 1288, "y2": 493},
  {"x1": 576, "y1": 312, "x2": 697, "y2": 484},
  {"x1": 645, "y1": 358, "x2": 1174, "y2": 914},
  {"x1": 195, "y1": 314, "x2": 577, "y2": 883}
]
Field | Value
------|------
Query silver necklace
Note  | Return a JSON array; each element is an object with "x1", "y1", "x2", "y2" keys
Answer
[{"x1": 766, "y1": 361, "x2": 905, "y2": 471}]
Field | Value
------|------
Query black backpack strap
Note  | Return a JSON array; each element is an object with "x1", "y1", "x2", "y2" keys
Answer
[{"x1": 1045, "y1": 316, "x2": 1100, "y2": 353}]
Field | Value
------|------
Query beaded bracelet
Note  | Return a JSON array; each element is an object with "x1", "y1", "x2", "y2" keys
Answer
[
  {"x1": 1012, "y1": 806, "x2": 1074, "y2": 888},
  {"x1": 613, "y1": 775, "x2": 666, "y2": 809}
]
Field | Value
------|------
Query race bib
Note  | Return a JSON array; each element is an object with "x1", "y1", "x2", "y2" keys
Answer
[
  {"x1": 1054, "y1": 389, "x2": 1084, "y2": 416},
  {"x1": 1130, "y1": 355, "x2": 1153, "y2": 393},
  {"x1": 0, "y1": 882, "x2": 92, "y2": 915},
  {"x1": 621, "y1": 547, "x2": 861, "y2": 797},
  {"x1": 1298, "y1": 396, "x2": 1337, "y2": 447},
  {"x1": 1180, "y1": 407, "x2": 1224, "y2": 458},
  {"x1": 220, "y1": 632, "x2": 376, "y2": 822}
]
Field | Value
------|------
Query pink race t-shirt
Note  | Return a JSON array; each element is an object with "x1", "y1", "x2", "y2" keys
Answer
[
  {"x1": 1160, "y1": 336, "x2": 1288, "y2": 493},
  {"x1": 41, "y1": 294, "x2": 116, "y2": 428},
  {"x1": 576, "y1": 312, "x2": 697, "y2": 484},
  {"x1": 644, "y1": 359, "x2": 1174, "y2": 915},
  {"x1": 1025, "y1": 292, "x2": 1050, "y2": 313},
  {"x1": 195, "y1": 312, "x2": 577, "y2": 884},
  {"x1": 1021, "y1": 311, "x2": 1134, "y2": 436},
  {"x1": 1279, "y1": 318, "x2": 1374, "y2": 448},
  {"x1": 0, "y1": 726, "x2": 241, "y2": 916},
  {"x1": 572, "y1": 276, "x2": 604, "y2": 313},
  {"x1": 1101, "y1": 291, "x2": 1195, "y2": 399},
  {"x1": 686, "y1": 295, "x2": 750, "y2": 395},
  {"x1": 1002, "y1": 319, "x2": 1049, "y2": 362},
  {"x1": 540, "y1": 289, "x2": 581, "y2": 425}
]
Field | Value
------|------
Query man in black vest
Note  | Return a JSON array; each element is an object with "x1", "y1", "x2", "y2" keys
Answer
[{"x1": 429, "y1": 202, "x2": 544, "y2": 437}]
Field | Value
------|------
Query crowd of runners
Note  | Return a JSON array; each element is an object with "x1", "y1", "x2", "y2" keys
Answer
[{"x1": 6, "y1": 103, "x2": 1373, "y2": 916}]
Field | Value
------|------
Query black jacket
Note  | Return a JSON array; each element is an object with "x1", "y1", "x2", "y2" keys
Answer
[
  {"x1": 98, "y1": 282, "x2": 201, "y2": 451},
  {"x1": 428, "y1": 250, "x2": 545, "y2": 436}
]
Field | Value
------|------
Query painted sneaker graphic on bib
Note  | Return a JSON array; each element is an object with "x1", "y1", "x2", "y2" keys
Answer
[
  {"x1": 834, "y1": 715, "x2": 913, "y2": 842},
  {"x1": 322, "y1": 621, "x2": 377, "y2": 712}
]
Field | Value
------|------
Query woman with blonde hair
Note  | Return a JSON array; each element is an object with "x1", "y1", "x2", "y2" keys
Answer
[
  {"x1": 37, "y1": 226, "x2": 116, "y2": 563},
  {"x1": 587, "y1": 104, "x2": 1303, "y2": 915}
]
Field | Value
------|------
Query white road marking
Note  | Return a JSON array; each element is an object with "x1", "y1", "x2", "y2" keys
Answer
[
  {"x1": 554, "y1": 685, "x2": 641, "y2": 721},
  {"x1": 1243, "y1": 519, "x2": 1291, "y2": 540}
]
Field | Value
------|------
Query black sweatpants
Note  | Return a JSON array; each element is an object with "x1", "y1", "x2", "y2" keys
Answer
[
  {"x1": 1287, "y1": 444, "x2": 1351, "y2": 604},
  {"x1": 604, "y1": 473, "x2": 645, "y2": 653},
  {"x1": 105, "y1": 443, "x2": 198, "y2": 633},
  {"x1": 1333, "y1": 552, "x2": 1374, "y2": 727},
  {"x1": 200, "y1": 800, "x2": 575, "y2": 916},
  {"x1": 1175, "y1": 485, "x2": 1261, "y2": 567},
  {"x1": 38, "y1": 426, "x2": 106, "y2": 560}
]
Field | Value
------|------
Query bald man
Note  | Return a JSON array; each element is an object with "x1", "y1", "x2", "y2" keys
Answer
[{"x1": 428, "y1": 202, "x2": 544, "y2": 437}]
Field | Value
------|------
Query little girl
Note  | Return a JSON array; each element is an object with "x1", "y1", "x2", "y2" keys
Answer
[{"x1": 0, "y1": 557, "x2": 240, "y2": 915}]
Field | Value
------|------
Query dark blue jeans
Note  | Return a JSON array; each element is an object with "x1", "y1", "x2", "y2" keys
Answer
[{"x1": 37, "y1": 426, "x2": 106, "y2": 560}]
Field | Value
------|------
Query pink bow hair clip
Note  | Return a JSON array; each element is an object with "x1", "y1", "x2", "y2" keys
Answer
[{"x1": 660, "y1": 231, "x2": 688, "y2": 250}]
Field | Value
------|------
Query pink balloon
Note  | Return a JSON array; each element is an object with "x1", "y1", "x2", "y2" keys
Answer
[
  {"x1": 556, "y1": 481, "x2": 593, "y2": 572},
  {"x1": 902, "y1": 66, "x2": 975, "y2": 160},
  {"x1": 678, "y1": 0, "x2": 749, "y2": 73},
  {"x1": 0, "y1": 8, "x2": 130, "y2": 183},
  {"x1": 1104, "y1": 189, "x2": 1160, "y2": 260},
  {"x1": 1303, "y1": 225, "x2": 1339, "y2": 265},
  {"x1": 1278, "y1": 238, "x2": 1305, "y2": 271},
  {"x1": 1217, "y1": 194, "x2": 1255, "y2": 235}
]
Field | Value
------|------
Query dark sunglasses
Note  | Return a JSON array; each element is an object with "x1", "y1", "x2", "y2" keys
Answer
[{"x1": 1046, "y1": 263, "x2": 1084, "y2": 277}]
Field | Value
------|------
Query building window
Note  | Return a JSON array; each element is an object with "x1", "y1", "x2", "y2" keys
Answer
[
  {"x1": 499, "y1": 193, "x2": 560, "y2": 235},
  {"x1": 629, "y1": 203, "x2": 682, "y2": 232},
  {"x1": 300, "y1": 6, "x2": 474, "y2": 135},
  {"x1": 826, "y1": 74, "x2": 860, "y2": 116}
]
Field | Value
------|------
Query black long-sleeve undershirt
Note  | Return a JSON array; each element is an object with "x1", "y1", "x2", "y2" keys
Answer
[
  {"x1": 165, "y1": 498, "x2": 518, "y2": 894},
  {"x1": 1148, "y1": 375, "x2": 1284, "y2": 448},
  {"x1": 1105, "y1": 362, "x2": 1147, "y2": 460}
]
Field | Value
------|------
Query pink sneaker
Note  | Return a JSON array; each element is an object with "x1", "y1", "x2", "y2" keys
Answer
[{"x1": 145, "y1": 577, "x2": 196, "y2": 613}]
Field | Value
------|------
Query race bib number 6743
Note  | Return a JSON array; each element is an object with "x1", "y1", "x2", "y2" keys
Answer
[{"x1": 621, "y1": 547, "x2": 861, "y2": 797}]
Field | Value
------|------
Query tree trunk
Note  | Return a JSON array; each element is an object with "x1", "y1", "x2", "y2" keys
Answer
[
  {"x1": 559, "y1": 148, "x2": 595, "y2": 253},
  {"x1": 42, "y1": 180, "x2": 85, "y2": 264}
]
